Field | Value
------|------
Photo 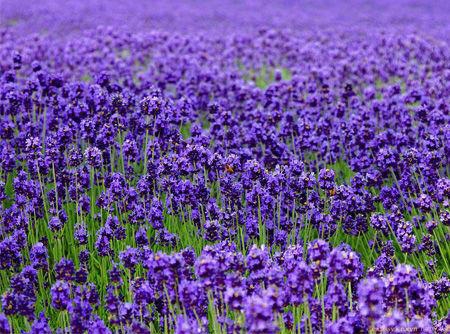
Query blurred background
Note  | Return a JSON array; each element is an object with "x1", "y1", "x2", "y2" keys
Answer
[{"x1": 1, "y1": 0, "x2": 450, "y2": 40}]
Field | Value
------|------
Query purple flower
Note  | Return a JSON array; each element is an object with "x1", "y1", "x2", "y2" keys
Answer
[
  {"x1": 95, "y1": 227, "x2": 111, "y2": 257},
  {"x1": 48, "y1": 216, "x2": 64, "y2": 232},
  {"x1": 224, "y1": 286, "x2": 245, "y2": 311},
  {"x1": 244, "y1": 294, "x2": 278, "y2": 334},
  {"x1": 178, "y1": 279, "x2": 207, "y2": 316},
  {"x1": 84, "y1": 146, "x2": 103, "y2": 168},
  {"x1": 132, "y1": 279, "x2": 154, "y2": 306},
  {"x1": 325, "y1": 281, "x2": 348, "y2": 315},
  {"x1": 119, "y1": 247, "x2": 140, "y2": 273},
  {"x1": 0, "y1": 313, "x2": 10, "y2": 333},
  {"x1": 30, "y1": 242, "x2": 48, "y2": 270},
  {"x1": 246, "y1": 245, "x2": 269, "y2": 272},
  {"x1": 286, "y1": 260, "x2": 314, "y2": 305},
  {"x1": 203, "y1": 220, "x2": 222, "y2": 242},
  {"x1": 318, "y1": 168, "x2": 336, "y2": 191},
  {"x1": 358, "y1": 278, "x2": 385, "y2": 322},
  {"x1": 416, "y1": 194, "x2": 434, "y2": 212},
  {"x1": 29, "y1": 312, "x2": 51, "y2": 334},
  {"x1": 374, "y1": 309, "x2": 406, "y2": 333},
  {"x1": 325, "y1": 316, "x2": 354, "y2": 334},
  {"x1": 307, "y1": 239, "x2": 330, "y2": 277},
  {"x1": 175, "y1": 315, "x2": 203, "y2": 334},
  {"x1": 370, "y1": 213, "x2": 390, "y2": 235},
  {"x1": 108, "y1": 265, "x2": 123, "y2": 285},
  {"x1": 79, "y1": 249, "x2": 90, "y2": 267},
  {"x1": 51, "y1": 280, "x2": 71, "y2": 310},
  {"x1": 74, "y1": 223, "x2": 88, "y2": 245},
  {"x1": 88, "y1": 316, "x2": 112, "y2": 334},
  {"x1": 327, "y1": 248, "x2": 363, "y2": 283},
  {"x1": 135, "y1": 226, "x2": 149, "y2": 247},
  {"x1": 55, "y1": 258, "x2": 75, "y2": 281}
]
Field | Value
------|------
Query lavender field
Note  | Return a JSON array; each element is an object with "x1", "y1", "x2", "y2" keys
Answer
[{"x1": 0, "y1": 1, "x2": 449, "y2": 333}]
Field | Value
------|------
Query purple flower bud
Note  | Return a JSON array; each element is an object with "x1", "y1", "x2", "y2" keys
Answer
[
  {"x1": 55, "y1": 258, "x2": 75, "y2": 281},
  {"x1": 30, "y1": 312, "x2": 51, "y2": 334},
  {"x1": 0, "y1": 313, "x2": 10, "y2": 333},
  {"x1": 48, "y1": 216, "x2": 64, "y2": 232},
  {"x1": 358, "y1": 278, "x2": 385, "y2": 321},
  {"x1": 84, "y1": 146, "x2": 103, "y2": 168},
  {"x1": 74, "y1": 223, "x2": 88, "y2": 245},
  {"x1": 51, "y1": 281, "x2": 71, "y2": 310},
  {"x1": 30, "y1": 242, "x2": 48, "y2": 270},
  {"x1": 244, "y1": 294, "x2": 278, "y2": 334}
]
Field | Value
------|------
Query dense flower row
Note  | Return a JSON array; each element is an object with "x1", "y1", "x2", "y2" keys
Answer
[
  {"x1": 1, "y1": 1, "x2": 450, "y2": 333},
  {"x1": 1, "y1": 240, "x2": 450, "y2": 333}
]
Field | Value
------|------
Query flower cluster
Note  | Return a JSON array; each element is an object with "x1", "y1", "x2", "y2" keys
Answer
[{"x1": 0, "y1": 0, "x2": 449, "y2": 333}]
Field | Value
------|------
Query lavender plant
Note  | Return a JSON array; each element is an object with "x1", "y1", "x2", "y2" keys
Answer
[{"x1": 0, "y1": 1, "x2": 449, "y2": 333}]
